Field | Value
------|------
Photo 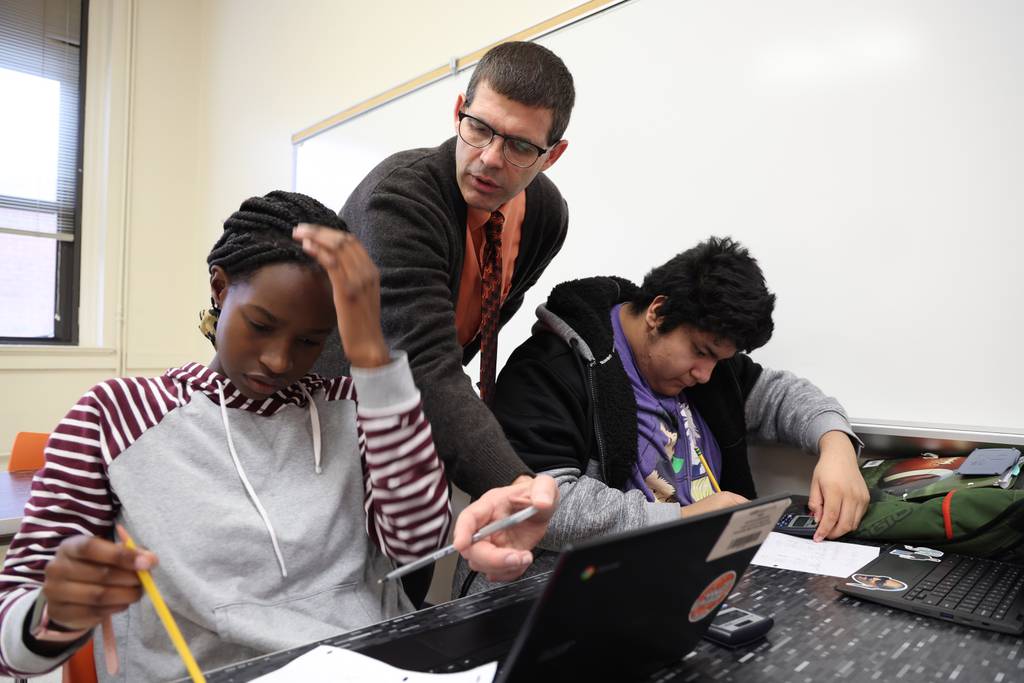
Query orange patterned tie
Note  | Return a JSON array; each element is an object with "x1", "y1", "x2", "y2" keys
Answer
[{"x1": 478, "y1": 210, "x2": 504, "y2": 406}]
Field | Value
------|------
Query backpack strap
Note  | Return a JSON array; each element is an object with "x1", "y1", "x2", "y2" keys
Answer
[{"x1": 942, "y1": 489, "x2": 957, "y2": 540}]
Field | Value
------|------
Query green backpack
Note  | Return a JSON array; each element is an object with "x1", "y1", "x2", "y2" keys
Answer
[{"x1": 850, "y1": 455, "x2": 1024, "y2": 562}]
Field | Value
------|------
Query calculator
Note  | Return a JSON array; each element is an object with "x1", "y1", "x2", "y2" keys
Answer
[{"x1": 774, "y1": 506, "x2": 818, "y2": 537}]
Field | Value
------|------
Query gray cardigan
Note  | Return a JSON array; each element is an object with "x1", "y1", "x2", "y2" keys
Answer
[{"x1": 314, "y1": 137, "x2": 569, "y2": 497}]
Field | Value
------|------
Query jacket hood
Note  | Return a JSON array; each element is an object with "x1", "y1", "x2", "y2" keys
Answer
[
  {"x1": 167, "y1": 362, "x2": 332, "y2": 417},
  {"x1": 534, "y1": 276, "x2": 640, "y2": 488},
  {"x1": 536, "y1": 276, "x2": 638, "y2": 363}
]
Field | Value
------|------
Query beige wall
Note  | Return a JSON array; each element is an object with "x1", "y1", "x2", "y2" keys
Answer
[
  {"x1": 0, "y1": 0, "x2": 581, "y2": 459},
  {"x1": 195, "y1": 0, "x2": 583, "y2": 256},
  {"x1": 122, "y1": 0, "x2": 209, "y2": 375}
]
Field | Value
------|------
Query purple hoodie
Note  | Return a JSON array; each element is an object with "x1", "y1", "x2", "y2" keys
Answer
[{"x1": 611, "y1": 304, "x2": 723, "y2": 506}]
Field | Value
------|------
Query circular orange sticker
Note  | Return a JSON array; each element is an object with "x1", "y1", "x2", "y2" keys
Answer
[{"x1": 688, "y1": 570, "x2": 737, "y2": 623}]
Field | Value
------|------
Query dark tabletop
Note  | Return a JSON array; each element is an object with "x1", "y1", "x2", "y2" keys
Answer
[
  {"x1": 0, "y1": 470, "x2": 33, "y2": 545},
  {"x1": 652, "y1": 565, "x2": 1022, "y2": 682},
  {"x1": 200, "y1": 562, "x2": 1022, "y2": 683}
]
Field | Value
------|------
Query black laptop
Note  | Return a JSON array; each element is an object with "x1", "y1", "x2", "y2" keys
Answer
[
  {"x1": 355, "y1": 494, "x2": 791, "y2": 681},
  {"x1": 835, "y1": 544, "x2": 1024, "y2": 635}
]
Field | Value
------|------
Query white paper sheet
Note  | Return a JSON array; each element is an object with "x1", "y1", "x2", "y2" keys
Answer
[
  {"x1": 251, "y1": 645, "x2": 497, "y2": 683},
  {"x1": 750, "y1": 532, "x2": 880, "y2": 578}
]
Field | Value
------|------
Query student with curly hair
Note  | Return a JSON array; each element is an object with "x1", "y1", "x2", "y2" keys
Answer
[{"x1": 456, "y1": 237, "x2": 869, "y2": 596}]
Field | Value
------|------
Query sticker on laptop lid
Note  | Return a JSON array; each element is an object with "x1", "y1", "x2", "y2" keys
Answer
[
  {"x1": 845, "y1": 573, "x2": 908, "y2": 592},
  {"x1": 688, "y1": 570, "x2": 737, "y2": 622},
  {"x1": 890, "y1": 546, "x2": 943, "y2": 562},
  {"x1": 706, "y1": 497, "x2": 790, "y2": 562}
]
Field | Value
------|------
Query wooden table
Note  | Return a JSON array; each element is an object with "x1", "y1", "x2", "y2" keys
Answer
[{"x1": 0, "y1": 470, "x2": 34, "y2": 545}]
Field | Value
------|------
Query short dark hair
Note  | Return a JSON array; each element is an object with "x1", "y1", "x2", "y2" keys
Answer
[
  {"x1": 630, "y1": 237, "x2": 776, "y2": 352},
  {"x1": 207, "y1": 190, "x2": 345, "y2": 282},
  {"x1": 466, "y1": 41, "x2": 575, "y2": 146}
]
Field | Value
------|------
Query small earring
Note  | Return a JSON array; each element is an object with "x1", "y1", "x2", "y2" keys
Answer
[{"x1": 198, "y1": 297, "x2": 221, "y2": 348}]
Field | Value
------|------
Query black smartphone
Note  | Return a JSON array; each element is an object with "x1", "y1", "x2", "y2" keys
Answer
[{"x1": 703, "y1": 606, "x2": 774, "y2": 648}]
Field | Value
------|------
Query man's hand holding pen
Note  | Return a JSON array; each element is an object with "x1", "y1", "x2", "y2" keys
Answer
[{"x1": 453, "y1": 475, "x2": 559, "y2": 583}]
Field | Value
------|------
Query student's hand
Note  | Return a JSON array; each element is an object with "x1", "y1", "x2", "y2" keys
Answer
[
  {"x1": 808, "y1": 431, "x2": 870, "y2": 541},
  {"x1": 679, "y1": 491, "x2": 748, "y2": 518},
  {"x1": 453, "y1": 475, "x2": 559, "y2": 583},
  {"x1": 42, "y1": 535, "x2": 157, "y2": 631},
  {"x1": 293, "y1": 224, "x2": 389, "y2": 368}
]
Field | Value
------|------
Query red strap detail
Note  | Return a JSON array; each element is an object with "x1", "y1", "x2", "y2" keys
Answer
[
  {"x1": 942, "y1": 489, "x2": 957, "y2": 540},
  {"x1": 31, "y1": 604, "x2": 90, "y2": 643}
]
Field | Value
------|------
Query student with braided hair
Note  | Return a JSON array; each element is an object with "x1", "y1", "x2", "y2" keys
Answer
[{"x1": 0, "y1": 191, "x2": 552, "y2": 681}]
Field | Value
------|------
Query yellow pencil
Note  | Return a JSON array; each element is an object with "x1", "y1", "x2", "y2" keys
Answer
[
  {"x1": 116, "y1": 525, "x2": 207, "y2": 683},
  {"x1": 694, "y1": 447, "x2": 721, "y2": 493}
]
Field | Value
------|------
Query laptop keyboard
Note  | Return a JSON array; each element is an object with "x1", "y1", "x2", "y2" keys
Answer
[{"x1": 903, "y1": 555, "x2": 1024, "y2": 620}]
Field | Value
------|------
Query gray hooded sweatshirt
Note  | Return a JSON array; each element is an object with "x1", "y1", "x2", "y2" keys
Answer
[{"x1": 0, "y1": 353, "x2": 450, "y2": 681}]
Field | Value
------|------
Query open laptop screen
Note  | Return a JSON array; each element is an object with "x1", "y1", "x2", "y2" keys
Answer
[{"x1": 496, "y1": 494, "x2": 790, "y2": 682}]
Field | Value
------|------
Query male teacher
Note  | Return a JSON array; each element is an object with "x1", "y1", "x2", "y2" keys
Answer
[{"x1": 314, "y1": 41, "x2": 575, "y2": 591}]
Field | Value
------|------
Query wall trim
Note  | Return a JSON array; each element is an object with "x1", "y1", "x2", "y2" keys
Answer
[
  {"x1": 0, "y1": 346, "x2": 118, "y2": 370},
  {"x1": 291, "y1": 0, "x2": 626, "y2": 145}
]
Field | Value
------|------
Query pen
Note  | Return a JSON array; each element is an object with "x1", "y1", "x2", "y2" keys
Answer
[
  {"x1": 379, "y1": 506, "x2": 539, "y2": 583},
  {"x1": 116, "y1": 525, "x2": 207, "y2": 683}
]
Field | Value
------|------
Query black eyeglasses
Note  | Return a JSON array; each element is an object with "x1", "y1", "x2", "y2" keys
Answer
[{"x1": 457, "y1": 112, "x2": 551, "y2": 168}]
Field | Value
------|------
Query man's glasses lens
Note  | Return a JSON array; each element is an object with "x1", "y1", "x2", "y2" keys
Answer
[
  {"x1": 459, "y1": 115, "x2": 492, "y2": 146},
  {"x1": 504, "y1": 139, "x2": 541, "y2": 167},
  {"x1": 458, "y1": 114, "x2": 544, "y2": 168}
]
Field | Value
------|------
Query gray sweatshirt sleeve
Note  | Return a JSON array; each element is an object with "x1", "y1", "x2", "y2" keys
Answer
[
  {"x1": 538, "y1": 463, "x2": 681, "y2": 551},
  {"x1": 0, "y1": 590, "x2": 79, "y2": 677},
  {"x1": 744, "y1": 366, "x2": 863, "y2": 453}
]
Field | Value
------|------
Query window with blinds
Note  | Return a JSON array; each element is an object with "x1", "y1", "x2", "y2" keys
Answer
[{"x1": 0, "y1": 0, "x2": 85, "y2": 343}]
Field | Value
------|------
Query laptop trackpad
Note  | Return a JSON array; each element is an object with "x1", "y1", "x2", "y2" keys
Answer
[{"x1": 356, "y1": 601, "x2": 532, "y2": 670}]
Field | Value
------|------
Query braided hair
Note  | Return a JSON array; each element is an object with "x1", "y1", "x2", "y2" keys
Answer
[
  {"x1": 207, "y1": 190, "x2": 344, "y2": 280},
  {"x1": 200, "y1": 191, "x2": 344, "y2": 347}
]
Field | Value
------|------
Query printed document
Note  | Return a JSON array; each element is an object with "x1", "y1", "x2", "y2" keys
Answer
[{"x1": 751, "y1": 532, "x2": 879, "y2": 578}]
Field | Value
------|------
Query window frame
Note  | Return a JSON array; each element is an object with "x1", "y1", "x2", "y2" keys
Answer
[{"x1": 0, "y1": 0, "x2": 88, "y2": 346}]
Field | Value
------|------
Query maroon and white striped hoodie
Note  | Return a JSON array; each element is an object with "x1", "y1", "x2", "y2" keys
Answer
[{"x1": 0, "y1": 351, "x2": 450, "y2": 681}]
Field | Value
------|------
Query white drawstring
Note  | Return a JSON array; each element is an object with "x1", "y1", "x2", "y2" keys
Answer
[
  {"x1": 217, "y1": 382, "x2": 289, "y2": 578},
  {"x1": 300, "y1": 385, "x2": 323, "y2": 475}
]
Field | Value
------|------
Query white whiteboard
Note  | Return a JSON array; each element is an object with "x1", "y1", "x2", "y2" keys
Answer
[{"x1": 295, "y1": 0, "x2": 1024, "y2": 432}]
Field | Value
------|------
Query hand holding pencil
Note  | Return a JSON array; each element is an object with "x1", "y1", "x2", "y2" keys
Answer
[
  {"x1": 452, "y1": 474, "x2": 559, "y2": 583},
  {"x1": 40, "y1": 532, "x2": 157, "y2": 632}
]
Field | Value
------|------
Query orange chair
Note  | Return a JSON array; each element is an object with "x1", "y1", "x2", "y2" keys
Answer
[
  {"x1": 7, "y1": 431, "x2": 48, "y2": 472},
  {"x1": 62, "y1": 638, "x2": 99, "y2": 683},
  {"x1": 6, "y1": 431, "x2": 99, "y2": 683}
]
